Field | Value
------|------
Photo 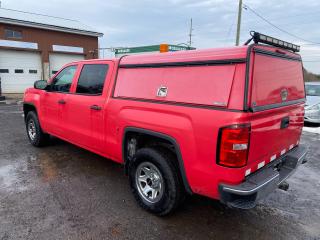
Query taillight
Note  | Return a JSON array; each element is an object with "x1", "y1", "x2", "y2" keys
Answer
[{"x1": 217, "y1": 124, "x2": 251, "y2": 168}]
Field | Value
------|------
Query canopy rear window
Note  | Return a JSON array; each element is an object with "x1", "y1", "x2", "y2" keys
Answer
[{"x1": 250, "y1": 51, "x2": 305, "y2": 110}]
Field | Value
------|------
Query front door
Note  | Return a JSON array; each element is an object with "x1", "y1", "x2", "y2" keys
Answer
[
  {"x1": 42, "y1": 65, "x2": 78, "y2": 136},
  {"x1": 62, "y1": 62, "x2": 111, "y2": 153}
]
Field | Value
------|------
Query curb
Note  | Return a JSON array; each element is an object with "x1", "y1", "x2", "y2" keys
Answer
[{"x1": 0, "y1": 100, "x2": 23, "y2": 105}]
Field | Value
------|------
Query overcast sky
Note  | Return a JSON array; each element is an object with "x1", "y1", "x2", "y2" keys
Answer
[{"x1": 3, "y1": 0, "x2": 320, "y2": 73}]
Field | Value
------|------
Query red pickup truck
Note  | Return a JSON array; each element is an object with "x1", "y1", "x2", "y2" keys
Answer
[{"x1": 24, "y1": 33, "x2": 307, "y2": 215}]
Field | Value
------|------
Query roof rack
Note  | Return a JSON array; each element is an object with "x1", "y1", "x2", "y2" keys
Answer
[{"x1": 248, "y1": 31, "x2": 300, "y2": 52}]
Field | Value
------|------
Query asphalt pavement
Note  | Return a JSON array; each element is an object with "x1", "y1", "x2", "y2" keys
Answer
[{"x1": 0, "y1": 103, "x2": 319, "y2": 240}]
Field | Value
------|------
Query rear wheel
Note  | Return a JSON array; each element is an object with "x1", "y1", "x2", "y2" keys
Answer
[
  {"x1": 128, "y1": 147, "x2": 185, "y2": 216},
  {"x1": 26, "y1": 111, "x2": 49, "y2": 147},
  {"x1": 135, "y1": 161, "x2": 165, "y2": 204}
]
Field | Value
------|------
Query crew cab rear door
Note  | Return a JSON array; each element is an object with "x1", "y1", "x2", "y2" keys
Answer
[
  {"x1": 246, "y1": 46, "x2": 305, "y2": 172},
  {"x1": 61, "y1": 62, "x2": 112, "y2": 153}
]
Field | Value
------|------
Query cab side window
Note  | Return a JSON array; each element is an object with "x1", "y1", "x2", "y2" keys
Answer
[
  {"x1": 50, "y1": 65, "x2": 77, "y2": 92},
  {"x1": 76, "y1": 64, "x2": 109, "y2": 95}
]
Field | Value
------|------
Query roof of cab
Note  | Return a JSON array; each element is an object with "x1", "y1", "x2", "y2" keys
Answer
[
  {"x1": 68, "y1": 58, "x2": 116, "y2": 65},
  {"x1": 120, "y1": 46, "x2": 249, "y2": 65}
]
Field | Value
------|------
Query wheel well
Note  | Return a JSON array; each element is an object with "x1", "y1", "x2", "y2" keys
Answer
[
  {"x1": 124, "y1": 131, "x2": 175, "y2": 160},
  {"x1": 23, "y1": 104, "x2": 36, "y2": 121},
  {"x1": 123, "y1": 128, "x2": 192, "y2": 194}
]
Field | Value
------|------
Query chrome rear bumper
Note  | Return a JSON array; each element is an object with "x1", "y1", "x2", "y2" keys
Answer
[{"x1": 219, "y1": 145, "x2": 307, "y2": 209}]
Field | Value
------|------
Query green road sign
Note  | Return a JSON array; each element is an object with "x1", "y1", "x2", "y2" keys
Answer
[{"x1": 114, "y1": 44, "x2": 195, "y2": 54}]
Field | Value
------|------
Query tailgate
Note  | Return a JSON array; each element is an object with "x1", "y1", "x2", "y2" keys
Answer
[
  {"x1": 246, "y1": 46, "x2": 305, "y2": 172},
  {"x1": 247, "y1": 105, "x2": 304, "y2": 171}
]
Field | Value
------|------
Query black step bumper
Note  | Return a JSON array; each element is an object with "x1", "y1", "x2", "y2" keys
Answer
[{"x1": 219, "y1": 145, "x2": 308, "y2": 209}]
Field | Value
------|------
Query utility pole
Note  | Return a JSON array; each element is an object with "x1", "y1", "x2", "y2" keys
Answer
[
  {"x1": 188, "y1": 18, "x2": 193, "y2": 47},
  {"x1": 235, "y1": 0, "x2": 243, "y2": 46}
]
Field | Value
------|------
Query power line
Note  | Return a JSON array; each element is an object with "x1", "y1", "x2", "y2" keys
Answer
[
  {"x1": 242, "y1": 17, "x2": 319, "y2": 31},
  {"x1": 241, "y1": 10, "x2": 320, "y2": 26},
  {"x1": 225, "y1": 12, "x2": 238, "y2": 46},
  {"x1": 274, "y1": 9, "x2": 320, "y2": 20},
  {"x1": 0, "y1": 7, "x2": 80, "y2": 22},
  {"x1": 243, "y1": 3, "x2": 320, "y2": 45}
]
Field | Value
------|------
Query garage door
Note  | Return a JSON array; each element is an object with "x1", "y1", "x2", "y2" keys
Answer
[
  {"x1": 0, "y1": 50, "x2": 42, "y2": 93},
  {"x1": 49, "y1": 53, "x2": 84, "y2": 77}
]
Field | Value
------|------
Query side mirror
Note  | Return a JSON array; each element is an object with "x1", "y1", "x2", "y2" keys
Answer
[{"x1": 34, "y1": 80, "x2": 48, "y2": 90}]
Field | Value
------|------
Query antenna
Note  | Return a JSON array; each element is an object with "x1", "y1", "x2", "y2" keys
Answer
[{"x1": 188, "y1": 18, "x2": 193, "y2": 47}]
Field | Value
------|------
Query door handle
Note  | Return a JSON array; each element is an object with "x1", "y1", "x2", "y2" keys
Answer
[
  {"x1": 58, "y1": 99, "x2": 66, "y2": 104},
  {"x1": 280, "y1": 116, "x2": 290, "y2": 129},
  {"x1": 90, "y1": 105, "x2": 102, "y2": 111}
]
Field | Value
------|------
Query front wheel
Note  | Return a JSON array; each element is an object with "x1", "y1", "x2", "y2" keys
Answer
[
  {"x1": 26, "y1": 111, "x2": 49, "y2": 147},
  {"x1": 128, "y1": 147, "x2": 185, "y2": 216}
]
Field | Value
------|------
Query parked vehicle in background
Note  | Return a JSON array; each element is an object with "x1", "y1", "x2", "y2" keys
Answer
[
  {"x1": 305, "y1": 82, "x2": 320, "y2": 124},
  {"x1": 23, "y1": 32, "x2": 307, "y2": 215}
]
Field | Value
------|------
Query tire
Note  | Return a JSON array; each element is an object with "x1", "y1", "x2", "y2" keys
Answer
[
  {"x1": 26, "y1": 111, "x2": 49, "y2": 147},
  {"x1": 128, "y1": 147, "x2": 185, "y2": 216}
]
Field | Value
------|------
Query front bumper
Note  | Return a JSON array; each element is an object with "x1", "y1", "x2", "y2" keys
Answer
[
  {"x1": 219, "y1": 145, "x2": 308, "y2": 209},
  {"x1": 304, "y1": 109, "x2": 320, "y2": 123}
]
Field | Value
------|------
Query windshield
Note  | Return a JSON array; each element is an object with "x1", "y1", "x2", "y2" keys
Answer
[{"x1": 305, "y1": 84, "x2": 320, "y2": 96}]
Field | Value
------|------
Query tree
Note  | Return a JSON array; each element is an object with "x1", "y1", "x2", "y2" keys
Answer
[{"x1": 303, "y1": 68, "x2": 320, "y2": 82}]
